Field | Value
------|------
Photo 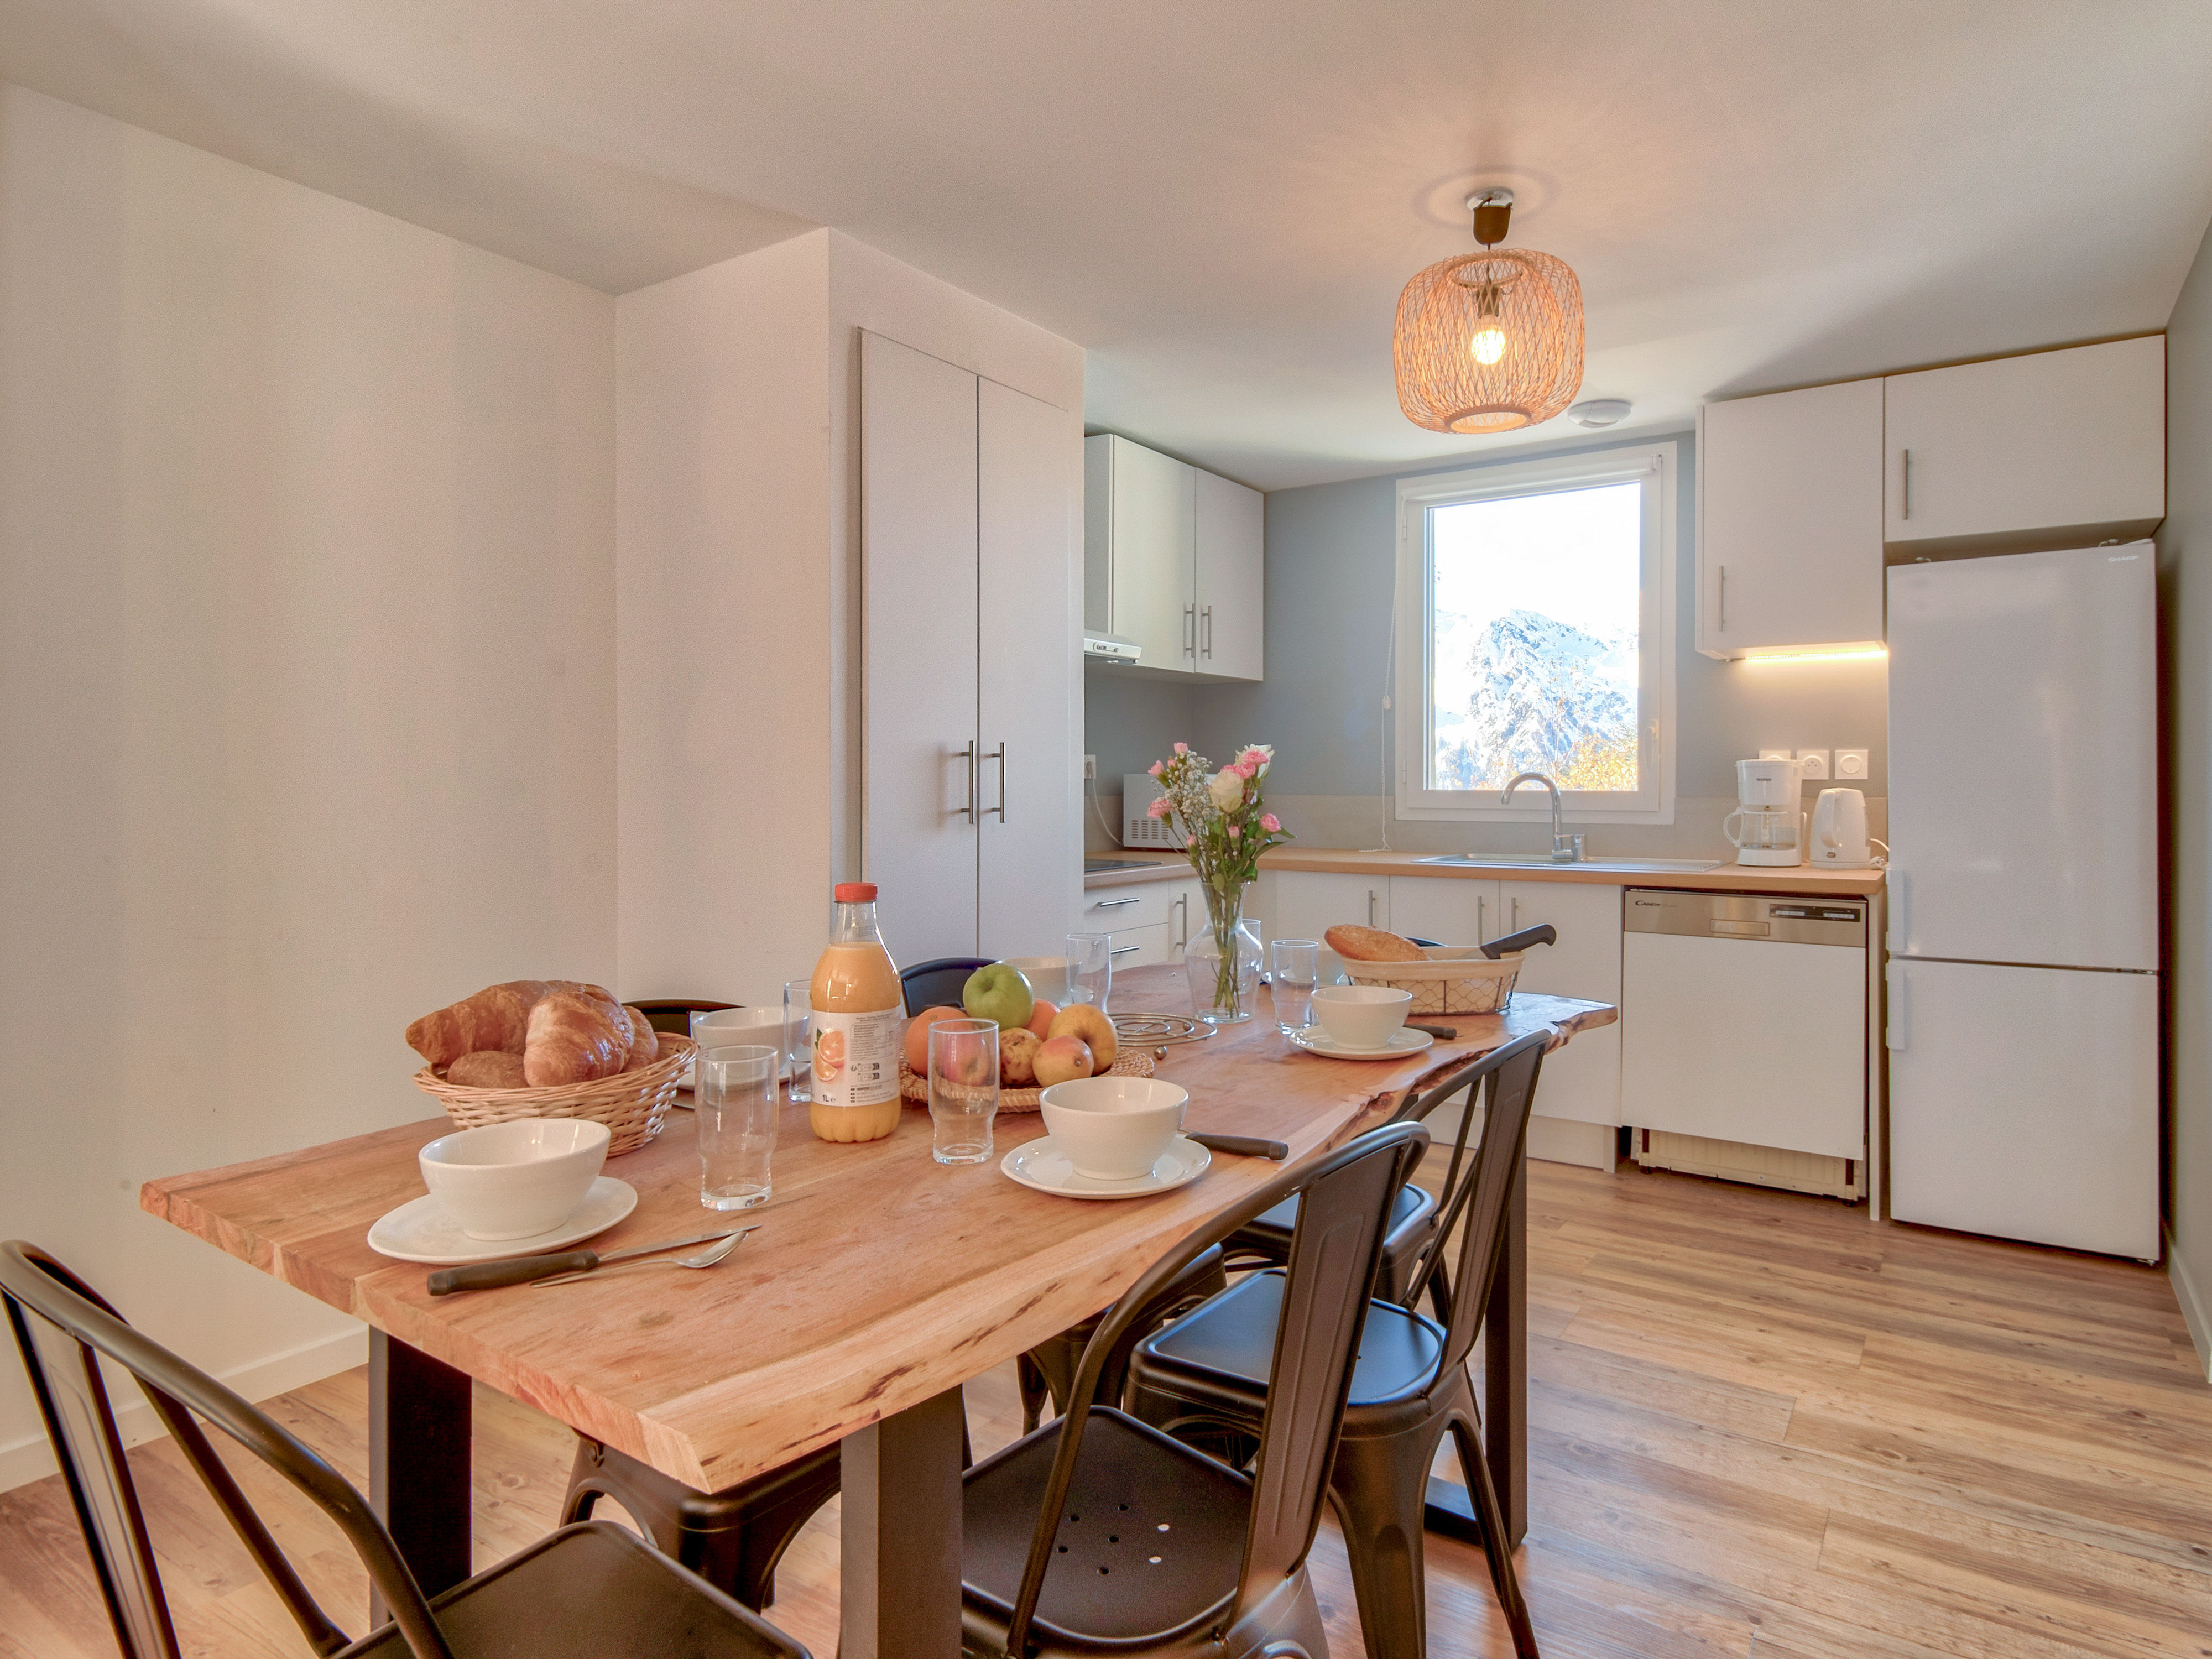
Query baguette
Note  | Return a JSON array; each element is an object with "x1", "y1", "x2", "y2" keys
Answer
[{"x1": 1324, "y1": 924, "x2": 1427, "y2": 962}]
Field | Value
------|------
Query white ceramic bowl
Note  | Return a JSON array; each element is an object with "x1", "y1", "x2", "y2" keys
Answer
[
  {"x1": 1310, "y1": 984, "x2": 1415, "y2": 1050},
  {"x1": 1037, "y1": 1076, "x2": 1189, "y2": 1181},
  {"x1": 996, "y1": 957, "x2": 1074, "y2": 1004},
  {"x1": 418, "y1": 1119, "x2": 611, "y2": 1241}
]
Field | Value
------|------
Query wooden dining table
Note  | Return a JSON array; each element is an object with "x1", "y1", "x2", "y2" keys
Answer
[{"x1": 142, "y1": 967, "x2": 1614, "y2": 1658}]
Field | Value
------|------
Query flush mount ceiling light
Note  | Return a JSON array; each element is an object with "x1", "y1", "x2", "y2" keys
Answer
[
  {"x1": 1394, "y1": 188, "x2": 1584, "y2": 434},
  {"x1": 1568, "y1": 398, "x2": 1631, "y2": 429}
]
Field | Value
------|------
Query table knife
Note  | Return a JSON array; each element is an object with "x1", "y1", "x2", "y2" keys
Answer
[
  {"x1": 1185, "y1": 1131, "x2": 1289, "y2": 1161},
  {"x1": 1408, "y1": 1022, "x2": 1460, "y2": 1039},
  {"x1": 427, "y1": 1227, "x2": 757, "y2": 1295}
]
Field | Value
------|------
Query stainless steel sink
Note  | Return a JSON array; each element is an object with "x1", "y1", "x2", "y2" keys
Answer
[{"x1": 1417, "y1": 853, "x2": 1724, "y2": 874}]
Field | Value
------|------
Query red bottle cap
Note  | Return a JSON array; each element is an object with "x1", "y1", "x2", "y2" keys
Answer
[{"x1": 833, "y1": 882, "x2": 878, "y2": 902}]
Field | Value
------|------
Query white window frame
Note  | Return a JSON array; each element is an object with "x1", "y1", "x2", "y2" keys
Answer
[{"x1": 1394, "y1": 441, "x2": 1677, "y2": 825}]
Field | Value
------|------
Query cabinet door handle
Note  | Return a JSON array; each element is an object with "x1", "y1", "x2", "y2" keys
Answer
[
  {"x1": 1899, "y1": 449, "x2": 1911, "y2": 521},
  {"x1": 1172, "y1": 893, "x2": 1189, "y2": 949},
  {"x1": 1717, "y1": 564, "x2": 1726, "y2": 632},
  {"x1": 953, "y1": 740, "x2": 977, "y2": 823},
  {"x1": 1201, "y1": 605, "x2": 1213, "y2": 659},
  {"x1": 1109, "y1": 943, "x2": 1143, "y2": 958},
  {"x1": 982, "y1": 743, "x2": 1006, "y2": 822},
  {"x1": 1511, "y1": 895, "x2": 1521, "y2": 932},
  {"x1": 1184, "y1": 604, "x2": 1197, "y2": 658},
  {"x1": 1477, "y1": 894, "x2": 1487, "y2": 943},
  {"x1": 1366, "y1": 889, "x2": 1378, "y2": 927},
  {"x1": 1091, "y1": 895, "x2": 1140, "y2": 909}
]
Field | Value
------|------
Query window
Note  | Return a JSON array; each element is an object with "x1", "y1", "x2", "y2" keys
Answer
[{"x1": 1394, "y1": 442, "x2": 1676, "y2": 823}]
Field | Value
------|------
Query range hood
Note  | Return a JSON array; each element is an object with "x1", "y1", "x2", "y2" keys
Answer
[{"x1": 1083, "y1": 632, "x2": 1141, "y2": 666}]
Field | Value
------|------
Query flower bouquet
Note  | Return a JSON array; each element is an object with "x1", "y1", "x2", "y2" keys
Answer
[{"x1": 1146, "y1": 743, "x2": 1294, "y2": 1023}]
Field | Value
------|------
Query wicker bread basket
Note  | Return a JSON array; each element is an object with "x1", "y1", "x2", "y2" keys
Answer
[
  {"x1": 412, "y1": 1034, "x2": 694, "y2": 1156},
  {"x1": 898, "y1": 1049, "x2": 1156, "y2": 1115},
  {"x1": 1340, "y1": 948, "x2": 1522, "y2": 1016}
]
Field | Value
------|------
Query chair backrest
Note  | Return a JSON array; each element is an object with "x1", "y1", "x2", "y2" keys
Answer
[
  {"x1": 630, "y1": 998, "x2": 737, "y2": 1035},
  {"x1": 1397, "y1": 1028, "x2": 1551, "y2": 1376},
  {"x1": 1000, "y1": 1121, "x2": 1429, "y2": 1656},
  {"x1": 2, "y1": 1242, "x2": 457, "y2": 1659},
  {"x1": 900, "y1": 957, "x2": 993, "y2": 1015}
]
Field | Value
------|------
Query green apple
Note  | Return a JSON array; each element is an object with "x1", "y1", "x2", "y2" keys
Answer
[{"x1": 963, "y1": 963, "x2": 1036, "y2": 1031}]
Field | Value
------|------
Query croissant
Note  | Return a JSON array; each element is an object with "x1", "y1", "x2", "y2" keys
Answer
[
  {"x1": 523, "y1": 992, "x2": 627, "y2": 1087},
  {"x1": 620, "y1": 1007, "x2": 660, "y2": 1072},
  {"x1": 447, "y1": 1050, "x2": 528, "y2": 1089},
  {"x1": 406, "y1": 980, "x2": 554, "y2": 1067}
]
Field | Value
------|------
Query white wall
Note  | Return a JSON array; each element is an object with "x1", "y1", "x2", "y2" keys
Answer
[
  {"x1": 0, "y1": 86, "x2": 618, "y2": 1485},
  {"x1": 616, "y1": 229, "x2": 1085, "y2": 1001}
]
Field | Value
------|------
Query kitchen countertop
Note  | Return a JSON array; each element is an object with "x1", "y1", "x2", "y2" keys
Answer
[{"x1": 1083, "y1": 846, "x2": 1886, "y2": 896}]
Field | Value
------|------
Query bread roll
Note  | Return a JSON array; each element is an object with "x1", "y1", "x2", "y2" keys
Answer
[
  {"x1": 523, "y1": 992, "x2": 625, "y2": 1087},
  {"x1": 620, "y1": 1007, "x2": 660, "y2": 1072},
  {"x1": 405, "y1": 980, "x2": 554, "y2": 1067},
  {"x1": 1324, "y1": 924, "x2": 1427, "y2": 962},
  {"x1": 446, "y1": 1050, "x2": 528, "y2": 1089}
]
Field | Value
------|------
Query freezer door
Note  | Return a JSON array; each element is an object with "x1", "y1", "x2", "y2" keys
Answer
[
  {"x1": 1887, "y1": 959, "x2": 2158, "y2": 1259},
  {"x1": 1886, "y1": 544, "x2": 2156, "y2": 970}
]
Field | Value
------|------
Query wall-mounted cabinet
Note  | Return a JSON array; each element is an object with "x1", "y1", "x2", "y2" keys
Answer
[
  {"x1": 1084, "y1": 433, "x2": 1264, "y2": 682},
  {"x1": 1696, "y1": 379, "x2": 1885, "y2": 661},
  {"x1": 1883, "y1": 336, "x2": 2165, "y2": 557}
]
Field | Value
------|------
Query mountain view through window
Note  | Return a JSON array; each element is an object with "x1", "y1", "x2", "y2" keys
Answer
[{"x1": 1428, "y1": 480, "x2": 1641, "y2": 792}]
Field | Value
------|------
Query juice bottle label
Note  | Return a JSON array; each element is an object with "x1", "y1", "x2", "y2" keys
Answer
[{"x1": 810, "y1": 1008, "x2": 903, "y2": 1107}]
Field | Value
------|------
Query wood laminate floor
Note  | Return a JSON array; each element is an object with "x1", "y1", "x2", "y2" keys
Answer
[{"x1": 3, "y1": 1160, "x2": 2208, "y2": 1658}]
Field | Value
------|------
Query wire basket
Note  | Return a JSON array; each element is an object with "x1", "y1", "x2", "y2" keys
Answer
[
  {"x1": 411, "y1": 1034, "x2": 693, "y2": 1156},
  {"x1": 1339, "y1": 948, "x2": 1522, "y2": 1016}
]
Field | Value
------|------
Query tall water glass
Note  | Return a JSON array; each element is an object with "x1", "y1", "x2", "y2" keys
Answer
[
  {"x1": 1066, "y1": 933, "x2": 1113, "y2": 1010},
  {"x1": 696, "y1": 1044, "x2": 779, "y2": 1209},
  {"x1": 781, "y1": 980, "x2": 813, "y2": 1104},
  {"x1": 1270, "y1": 940, "x2": 1321, "y2": 1033},
  {"x1": 927, "y1": 1018, "x2": 1000, "y2": 1165}
]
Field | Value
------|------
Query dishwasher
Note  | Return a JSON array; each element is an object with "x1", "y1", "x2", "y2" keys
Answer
[{"x1": 1619, "y1": 889, "x2": 1867, "y2": 1201}]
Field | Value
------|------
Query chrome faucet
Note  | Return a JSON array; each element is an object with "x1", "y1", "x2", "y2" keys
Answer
[{"x1": 1501, "y1": 772, "x2": 1584, "y2": 863}]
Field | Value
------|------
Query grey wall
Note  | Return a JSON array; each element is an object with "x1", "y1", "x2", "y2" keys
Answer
[
  {"x1": 2159, "y1": 219, "x2": 2212, "y2": 1375},
  {"x1": 1086, "y1": 428, "x2": 1890, "y2": 857}
]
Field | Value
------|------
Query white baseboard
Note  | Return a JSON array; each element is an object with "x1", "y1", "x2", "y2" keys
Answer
[
  {"x1": 0, "y1": 1323, "x2": 367, "y2": 1494},
  {"x1": 2171, "y1": 1228, "x2": 2212, "y2": 1384}
]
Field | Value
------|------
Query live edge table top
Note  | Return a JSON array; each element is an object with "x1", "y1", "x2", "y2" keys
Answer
[{"x1": 141, "y1": 969, "x2": 1615, "y2": 1494}]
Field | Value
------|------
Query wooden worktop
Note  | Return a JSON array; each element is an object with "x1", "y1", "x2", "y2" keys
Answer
[{"x1": 1086, "y1": 847, "x2": 1887, "y2": 897}]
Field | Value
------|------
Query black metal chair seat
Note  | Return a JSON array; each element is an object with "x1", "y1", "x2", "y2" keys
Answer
[
  {"x1": 1136, "y1": 1268, "x2": 1446, "y2": 1413},
  {"x1": 961, "y1": 1410, "x2": 1251, "y2": 1650}
]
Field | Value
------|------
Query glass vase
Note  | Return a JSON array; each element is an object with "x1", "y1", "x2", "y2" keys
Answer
[{"x1": 1185, "y1": 885, "x2": 1263, "y2": 1025}]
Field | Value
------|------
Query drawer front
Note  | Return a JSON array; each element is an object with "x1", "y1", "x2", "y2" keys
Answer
[
  {"x1": 1082, "y1": 879, "x2": 1198, "y2": 955},
  {"x1": 1104, "y1": 922, "x2": 1172, "y2": 969}
]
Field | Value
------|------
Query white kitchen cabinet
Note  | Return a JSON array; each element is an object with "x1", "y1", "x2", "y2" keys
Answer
[
  {"x1": 1084, "y1": 434, "x2": 1262, "y2": 683},
  {"x1": 1194, "y1": 468, "x2": 1264, "y2": 680},
  {"x1": 1696, "y1": 379, "x2": 1885, "y2": 659},
  {"x1": 1498, "y1": 881, "x2": 1622, "y2": 1130},
  {"x1": 1387, "y1": 875, "x2": 1499, "y2": 947},
  {"x1": 1271, "y1": 872, "x2": 1389, "y2": 979},
  {"x1": 1084, "y1": 875, "x2": 1202, "y2": 973},
  {"x1": 863, "y1": 332, "x2": 1081, "y2": 966},
  {"x1": 1884, "y1": 336, "x2": 2165, "y2": 555}
]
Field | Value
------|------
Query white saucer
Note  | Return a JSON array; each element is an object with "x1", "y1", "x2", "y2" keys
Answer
[
  {"x1": 367, "y1": 1177, "x2": 638, "y2": 1264},
  {"x1": 1288, "y1": 1026, "x2": 1437, "y2": 1061},
  {"x1": 1000, "y1": 1135, "x2": 1211, "y2": 1201}
]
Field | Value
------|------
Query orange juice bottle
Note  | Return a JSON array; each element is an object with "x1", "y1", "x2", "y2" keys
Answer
[{"x1": 808, "y1": 883, "x2": 905, "y2": 1142}]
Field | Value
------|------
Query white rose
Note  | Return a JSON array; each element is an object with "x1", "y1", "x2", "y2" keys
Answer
[{"x1": 1208, "y1": 770, "x2": 1245, "y2": 812}]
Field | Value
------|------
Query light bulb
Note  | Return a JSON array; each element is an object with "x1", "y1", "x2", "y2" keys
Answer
[{"x1": 1469, "y1": 318, "x2": 1507, "y2": 365}]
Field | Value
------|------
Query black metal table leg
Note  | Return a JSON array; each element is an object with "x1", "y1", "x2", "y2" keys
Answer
[
  {"x1": 841, "y1": 1387, "x2": 967, "y2": 1659},
  {"x1": 1423, "y1": 1145, "x2": 1528, "y2": 1548},
  {"x1": 368, "y1": 1329, "x2": 473, "y2": 1621}
]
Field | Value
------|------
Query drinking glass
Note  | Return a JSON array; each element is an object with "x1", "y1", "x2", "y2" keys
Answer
[
  {"x1": 781, "y1": 980, "x2": 813, "y2": 1104},
  {"x1": 1270, "y1": 939, "x2": 1321, "y2": 1033},
  {"x1": 927, "y1": 1018, "x2": 1000, "y2": 1165},
  {"x1": 1066, "y1": 933, "x2": 1113, "y2": 1010},
  {"x1": 696, "y1": 1044, "x2": 779, "y2": 1209}
]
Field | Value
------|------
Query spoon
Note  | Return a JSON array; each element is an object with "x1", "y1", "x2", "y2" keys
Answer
[{"x1": 533, "y1": 1229, "x2": 746, "y2": 1287}]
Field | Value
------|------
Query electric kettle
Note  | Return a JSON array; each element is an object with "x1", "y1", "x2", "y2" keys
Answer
[{"x1": 1809, "y1": 787, "x2": 1883, "y2": 868}]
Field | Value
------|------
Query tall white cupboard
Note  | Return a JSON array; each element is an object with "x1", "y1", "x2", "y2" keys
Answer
[{"x1": 861, "y1": 331, "x2": 1082, "y2": 967}]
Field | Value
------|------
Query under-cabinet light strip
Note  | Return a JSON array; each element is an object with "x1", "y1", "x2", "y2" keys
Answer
[{"x1": 1740, "y1": 646, "x2": 1889, "y2": 666}]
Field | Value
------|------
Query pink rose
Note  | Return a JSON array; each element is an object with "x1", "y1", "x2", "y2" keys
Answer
[
  {"x1": 1148, "y1": 760, "x2": 1164, "y2": 778},
  {"x1": 1145, "y1": 796, "x2": 1170, "y2": 819},
  {"x1": 1231, "y1": 760, "x2": 1257, "y2": 779},
  {"x1": 1227, "y1": 823, "x2": 1242, "y2": 839},
  {"x1": 1173, "y1": 742, "x2": 1188, "y2": 755},
  {"x1": 1260, "y1": 812, "x2": 1281, "y2": 832},
  {"x1": 1238, "y1": 747, "x2": 1267, "y2": 766}
]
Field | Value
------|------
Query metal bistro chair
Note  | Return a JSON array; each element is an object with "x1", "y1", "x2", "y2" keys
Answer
[
  {"x1": 631, "y1": 998, "x2": 738, "y2": 1035},
  {"x1": 1229, "y1": 922, "x2": 1557, "y2": 1312},
  {"x1": 1129, "y1": 1027, "x2": 1553, "y2": 1659},
  {"x1": 901, "y1": 957, "x2": 994, "y2": 1015},
  {"x1": 960, "y1": 1120, "x2": 1431, "y2": 1659},
  {"x1": 1, "y1": 1241, "x2": 810, "y2": 1659}
]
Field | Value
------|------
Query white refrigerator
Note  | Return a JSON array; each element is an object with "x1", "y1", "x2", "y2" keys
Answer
[{"x1": 1886, "y1": 543, "x2": 2160, "y2": 1260}]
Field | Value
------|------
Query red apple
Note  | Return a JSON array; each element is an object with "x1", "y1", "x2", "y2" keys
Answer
[
  {"x1": 1033, "y1": 1036, "x2": 1094, "y2": 1088},
  {"x1": 1024, "y1": 999, "x2": 1058, "y2": 1040}
]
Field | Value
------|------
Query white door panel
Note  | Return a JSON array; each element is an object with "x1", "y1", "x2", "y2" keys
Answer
[
  {"x1": 1194, "y1": 468, "x2": 1264, "y2": 680},
  {"x1": 1887, "y1": 960, "x2": 2157, "y2": 1259},
  {"x1": 861, "y1": 333, "x2": 978, "y2": 964},
  {"x1": 1886, "y1": 545, "x2": 2156, "y2": 969},
  {"x1": 1503, "y1": 882, "x2": 1624, "y2": 1128},
  {"x1": 1272, "y1": 873, "x2": 1389, "y2": 983},
  {"x1": 977, "y1": 378, "x2": 1081, "y2": 957},
  {"x1": 1386, "y1": 876, "x2": 1498, "y2": 947}
]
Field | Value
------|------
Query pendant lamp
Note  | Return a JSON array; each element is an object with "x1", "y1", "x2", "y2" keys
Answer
[{"x1": 1394, "y1": 189, "x2": 1583, "y2": 434}]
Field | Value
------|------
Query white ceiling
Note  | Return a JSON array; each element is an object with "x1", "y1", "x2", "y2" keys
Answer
[{"x1": 7, "y1": 1, "x2": 2212, "y2": 489}]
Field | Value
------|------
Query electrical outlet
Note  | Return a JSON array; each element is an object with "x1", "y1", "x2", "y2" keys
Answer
[
  {"x1": 1797, "y1": 749, "x2": 1830, "y2": 780},
  {"x1": 1083, "y1": 754, "x2": 1097, "y2": 781},
  {"x1": 1758, "y1": 748, "x2": 1791, "y2": 763},
  {"x1": 1836, "y1": 747, "x2": 1870, "y2": 780}
]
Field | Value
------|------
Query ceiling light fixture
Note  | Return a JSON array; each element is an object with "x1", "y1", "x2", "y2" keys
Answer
[
  {"x1": 1568, "y1": 398, "x2": 1631, "y2": 429},
  {"x1": 1394, "y1": 189, "x2": 1584, "y2": 434}
]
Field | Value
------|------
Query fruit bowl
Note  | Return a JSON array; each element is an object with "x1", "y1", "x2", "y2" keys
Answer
[{"x1": 898, "y1": 1049, "x2": 1155, "y2": 1114}]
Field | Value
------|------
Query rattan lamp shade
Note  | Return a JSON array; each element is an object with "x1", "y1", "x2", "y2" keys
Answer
[{"x1": 1394, "y1": 247, "x2": 1584, "y2": 434}]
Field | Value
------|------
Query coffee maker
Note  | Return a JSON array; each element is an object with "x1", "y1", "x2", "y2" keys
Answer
[{"x1": 1724, "y1": 757, "x2": 1806, "y2": 866}]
